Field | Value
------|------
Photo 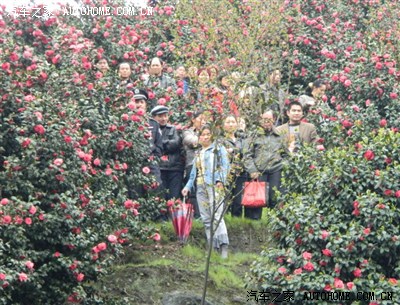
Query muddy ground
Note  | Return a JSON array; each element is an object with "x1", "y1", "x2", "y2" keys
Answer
[{"x1": 96, "y1": 217, "x2": 273, "y2": 305}]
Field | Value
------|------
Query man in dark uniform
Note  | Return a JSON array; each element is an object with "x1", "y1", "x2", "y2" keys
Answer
[
  {"x1": 130, "y1": 89, "x2": 163, "y2": 197},
  {"x1": 150, "y1": 105, "x2": 185, "y2": 200}
]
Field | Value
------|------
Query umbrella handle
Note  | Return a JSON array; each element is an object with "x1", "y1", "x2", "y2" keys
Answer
[{"x1": 183, "y1": 195, "x2": 187, "y2": 204}]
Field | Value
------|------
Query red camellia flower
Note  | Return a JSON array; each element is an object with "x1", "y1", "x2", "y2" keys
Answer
[
  {"x1": 341, "y1": 120, "x2": 353, "y2": 128},
  {"x1": 303, "y1": 262, "x2": 314, "y2": 271},
  {"x1": 353, "y1": 268, "x2": 362, "y2": 277},
  {"x1": 21, "y1": 138, "x2": 31, "y2": 148},
  {"x1": 388, "y1": 278, "x2": 398, "y2": 285},
  {"x1": 363, "y1": 150, "x2": 375, "y2": 161},
  {"x1": 97, "y1": 242, "x2": 107, "y2": 252},
  {"x1": 384, "y1": 189, "x2": 393, "y2": 196},
  {"x1": 324, "y1": 284, "x2": 332, "y2": 291},
  {"x1": 379, "y1": 119, "x2": 387, "y2": 127},
  {"x1": 33, "y1": 124, "x2": 46, "y2": 135}
]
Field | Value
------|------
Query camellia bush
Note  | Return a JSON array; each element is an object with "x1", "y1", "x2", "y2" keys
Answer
[
  {"x1": 250, "y1": 127, "x2": 400, "y2": 304},
  {"x1": 248, "y1": 0, "x2": 400, "y2": 304},
  {"x1": 0, "y1": 1, "x2": 176, "y2": 303}
]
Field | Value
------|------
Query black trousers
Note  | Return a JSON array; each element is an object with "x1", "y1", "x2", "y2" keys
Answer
[
  {"x1": 161, "y1": 170, "x2": 184, "y2": 200},
  {"x1": 230, "y1": 175, "x2": 248, "y2": 217},
  {"x1": 244, "y1": 169, "x2": 282, "y2": 220}
]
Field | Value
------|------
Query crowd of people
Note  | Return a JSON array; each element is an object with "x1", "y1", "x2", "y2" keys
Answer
[{"x1": 93, "y1": 56, "x2": 323, "y2": 258}]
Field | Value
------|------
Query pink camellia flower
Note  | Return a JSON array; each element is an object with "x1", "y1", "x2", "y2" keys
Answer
[
  {"x1": 321, "y1": 230, "x2": 329, "y2": 239},
  {"x1": 294, "y1": 268, "x2": 302, "y2": 275},
  {"x1": 24, "y1": 95, "x2": 35, "y2": 102},
  {"x1": 344, "y1": 79, "x2": 352, "y2": 87},
  {"x1": 156, "y1": 50, "x2": 163, "y2": 57},
  {"x1": 322, "y1": 249, "x2": 333, "y2": 257},
  {"x1": 142, "y1": 167, "x2": 151, "y2": 174},
  {"x1": 33, "y1": 124, "x2": 46, "y2": 135},
  {"x1": 108, "y1": 234, "x2": 118, "y2": 243},
  {"x1": 363, "y1": 228, "x2": 371, "y2": 235},
  {"x1": 395, "y1": 190, "x2": 400, "y2": 198},
  {"x1": 152, "y1": 233, "x2": 161, "y2": 241},
  {"x1": 29, "y1": 206, "x2": 37, "y2": 215},
  {"x1": 19, "y1": 273, "x2": 28, "y2": 282},
  {"x1": 363, "y1": 150, "x2": 375, "y2": 161},
  {"x1": 93, "y1": 158, "x2": 101, "y2": 166},
  {"x1": 76, "y1": 273, "x2": 84, "y2": 282},
  {"x1": 302, "y1": 252, "x2": 312, "y2": 260},
  {"x1": 105, "y1": 168, "x2": 112, "y2": 175},
  {"x1": 127, "y1": 101, "x2": 136, "y2": 110},
  {"x1": 0, "y1": 273, "x2": 6, "y2": 281},
  {"x1": 278, "y1": 267, "x2": 287, "y2": 274},
  {"x1": 53, "y1": 158, "x2": 64, "y2": 166},
  {"x1": 389, "y1": 92, "x2": 398, "y2": 99},
  {"x1": 3, "y1": 215, "x2": 12, "y2": 224},
  {"x1": 346, "y1": 282, "x2": 355, "y2": 290},
  {"x1": 25, "y1": 217, "x2": 32, "y2": 225},
  {"x1": 334, "y1": 278, "x2": 344, "y2": 289},
  {"x1": 161, "y1": 155, "x2": 169, "y2": 162},
  {"x1": 136, "y1": 108, "x2": 145, "y2": 116},
  {"x1": 176, "y1": 88, "x2": 184, "y2": 95},
  {"x1": 316, "y1": 144, "x2": 325, "y2": 151},
  {"x1": 25, "y1": 261, "x2": 34, "y2": 269},
  {"x1": 1, "y1": 198, "x2": 9, "y2": 206},
  {"x1": 353, "y1": 268, "x2": 362, "y2": 277},
  {"x1": 303, "y1": 262, "x2": 314, "y2": 271},
  {"x1": 228, "y1": 57, "x2": 237, "y2": 65},
  {"x1": 124, "y1": 199, "x2": 133, "y2": 209}
]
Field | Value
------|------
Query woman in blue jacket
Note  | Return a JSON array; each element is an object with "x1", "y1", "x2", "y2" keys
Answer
[{"x1": 182, "y1": 125, "x2": 230, "y2": 258}]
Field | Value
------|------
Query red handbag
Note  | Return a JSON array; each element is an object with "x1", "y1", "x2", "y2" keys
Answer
[{"x1": 241, "y1": 180, "x2": 267, "y2": 208}]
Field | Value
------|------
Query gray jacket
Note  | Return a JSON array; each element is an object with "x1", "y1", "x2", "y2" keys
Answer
[
  {"x1": 242, "y1": 128, "x2": 286, "y2": 174},
  {"x1": 182, "y1": 127, "x2": 199, "y2": 169}
]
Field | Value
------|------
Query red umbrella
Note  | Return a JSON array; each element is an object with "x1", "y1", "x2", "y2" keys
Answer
[{"x1": 168, "y1": 197, "x2": 194, "y2": 244}]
